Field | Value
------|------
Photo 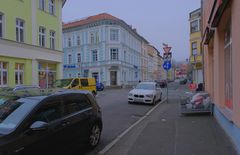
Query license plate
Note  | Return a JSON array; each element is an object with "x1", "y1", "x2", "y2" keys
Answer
[{"x1": 135, "y1": 98, "x2": 143, "y2": 102}]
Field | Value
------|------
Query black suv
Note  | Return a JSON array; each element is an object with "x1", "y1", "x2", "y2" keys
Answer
[{"x1": 0, "y1": 89, "x2": 102, "y2": 155}]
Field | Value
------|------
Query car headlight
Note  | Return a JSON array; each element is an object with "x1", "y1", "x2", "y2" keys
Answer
[
  {"x1": 129, "y1": 93, "x2": 133, "y2": 96},
  {"x1": 146, "y1": 94, "x2": 154, "y2": 98}
]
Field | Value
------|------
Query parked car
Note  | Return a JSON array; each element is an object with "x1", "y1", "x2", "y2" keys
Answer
[
  {"x1": 96, "y1": 82, "x2": 104, "y2": 91},
  {"x1": 0, "y1": 89, "x2": 102, "y2": 155},
  {"x1": 128, "y1": 82, "x2": 162, "y2": 105},
  {"x1": 0, "y1": 85, "x2": 40, "y2": 92},
  {"x1": 159, "y1": 80, "x2": 167, "y2": 88},
  {"x1": 53, "y1": 78, "x2": 97, "y2": 95}
]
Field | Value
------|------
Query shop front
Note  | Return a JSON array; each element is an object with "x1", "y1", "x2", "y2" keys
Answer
[{"x1": 38, "y1": 62, "x2": 57, "y2": 89}]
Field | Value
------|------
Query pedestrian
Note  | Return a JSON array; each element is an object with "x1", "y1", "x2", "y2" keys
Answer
[{"x1": 139, "y1": 80, "x2": 141, "y2": 83}]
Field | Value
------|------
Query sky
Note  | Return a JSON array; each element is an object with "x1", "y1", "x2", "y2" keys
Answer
[{"x1": 62, "y1": 0, "x2": 200, "y2": 62}]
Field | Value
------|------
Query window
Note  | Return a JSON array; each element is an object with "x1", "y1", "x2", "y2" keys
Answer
[
  {"x1": 135, "y1": 72, "x2": 138, "y2": 79},
  {"x1": 0, "y1": 62, "x2": 7, "y2": 86},
  {"x1": 110, "y1": 29, "x2": 119, "y2": 41},
  {"x1": 16, "y1": 19, "x2": 24, "y2": 42},
  {"x1": 39, "y1": 27, "x2": 46, "y2": 47},
  {"x1": 110, "y1": 48, "x2": 119, "y2": 60},
  {"x1": 68, "y1": 37, "x2": 71, "y2": 47},
  {"x1": 15, "y1": 63, "x2": 24, "y2": 85},
  {"x1": 92, "y1": 50, "x2": 98, "y2": 62},
  {"x1": 77, "y1": 36, "x2": 80, "y2": 46},
  {"x1": 191, "y1": 42, "x2": 197, "y2": 55},
  {"x1": 0, "y1": 14, "x2": 3, "y2": 38},
  {"x1": 50, "y1": 30, "x2": 55, "y2": 49},
  {"x1": 80, "y1": 79, "x2": 89, "y2": 87},
  {"x1": 39, "y1": 0, "x2": 45, "y2": 11},
  {"x1": 124, "y1": 51, "x2": 127, "y2": 61},
  {"x1": 68, "y1": 54, "x2": 72, "y2": 64},
  {"x1": 95, "y1": 32, "x2": 99, "y2": 43},
  {"x1": 63, "y1": 94, "x2": 91, "y2": 116},
  {"x1": 77, "y1": 53, "x2": 81, "y2": 63},
  {"x1": 49, "y1": 0, "x2": 55, "y2": 15},
  {"x1": 35, "y1": 99, "x2": 62, "y2": 123},
  {"x1": 224, "y1": 20, "x2": 233, "y2": 110},
  {"x1": 71, "y1": 79, "x2": 79, "y2": 87},
  {"x1": 190, "y1": 20, "x2": 199, "y2": 33},
  {"x1": 90, "y1": 33, "x2": 94, "y2": 44},
  {"x1": 83, "y1": 70, "x2": 88, "y2": 77}
]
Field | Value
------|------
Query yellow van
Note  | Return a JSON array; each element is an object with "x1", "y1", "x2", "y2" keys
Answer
[{"x1": 54, "y1": 78, "x2": 97, "y2": 95}]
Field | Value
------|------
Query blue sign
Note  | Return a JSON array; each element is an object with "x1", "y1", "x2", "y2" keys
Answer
[
  {"x1": 163, "y1": 61, "x2": 172, "y2": 71},
  {"x1": 64, "y1": 65, "x2": 76, "y2": 69}
]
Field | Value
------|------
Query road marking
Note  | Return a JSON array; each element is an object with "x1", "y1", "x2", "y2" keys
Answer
[{"x1": 98, "y1": 98, "x2": 167, "y2": 155}]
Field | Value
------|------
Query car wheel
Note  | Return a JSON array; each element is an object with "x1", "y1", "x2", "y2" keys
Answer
[
  {"x1": 128, "y1": 101, "x2": 132, "y2": 104},
  {"x1": 88, "y1": 124, "x2": 101, "y2": 148}
]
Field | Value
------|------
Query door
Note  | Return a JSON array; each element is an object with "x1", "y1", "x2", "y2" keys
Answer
[
  {"x1": 92, "y1": 72, "x2": 99, "y2": 83},
  {"x1": 110, "y1": 71, "x2": 117, "y2": 86},
  {"x1": 62, "y1": 94, "x2": 93, "y2": 148},
  {"x1": 19, "y1": 97, "x2": 66, "y2": 154}
]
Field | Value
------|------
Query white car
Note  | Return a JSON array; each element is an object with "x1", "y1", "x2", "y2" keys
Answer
[{"x1": 128, "y1": 82, "x2": 162, "y2": 105}]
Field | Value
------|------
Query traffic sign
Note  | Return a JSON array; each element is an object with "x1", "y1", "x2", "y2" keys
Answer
[
  {"x1": 163, "y1": 52, "x2": 172, "y2": 60},
  {"x1": 163, "y1": 46, "x2": 172, "y2": 54},
  {"x1": 163, "y1": 61, "x2": 172, "y2": 71}
]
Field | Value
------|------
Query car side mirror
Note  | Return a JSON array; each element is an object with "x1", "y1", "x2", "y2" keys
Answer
[{"x1": 30, "y1": 121, "x2": 49, "y2": 131}]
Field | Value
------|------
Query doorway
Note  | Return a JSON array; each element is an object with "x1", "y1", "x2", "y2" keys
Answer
[{"x1": 110, "y1": 71, "x2": 117, "y2": 85}]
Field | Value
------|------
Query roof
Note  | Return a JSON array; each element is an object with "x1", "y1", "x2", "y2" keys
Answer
[
  {"x1": 63, "y1": 13, "x2": 149, "y2": 43},
  {"x1": 63, "y1": 13, "x2": 119, "y2": 29}
]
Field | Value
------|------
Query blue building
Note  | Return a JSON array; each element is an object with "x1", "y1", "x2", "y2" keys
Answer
[{"x1": 62, "y1": 13, "x2": 147, "y2": 87}]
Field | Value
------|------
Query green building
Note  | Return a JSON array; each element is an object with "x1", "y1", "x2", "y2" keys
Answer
[{"x1": 0, "y1": 0, "x2": 66, "y2": 88}]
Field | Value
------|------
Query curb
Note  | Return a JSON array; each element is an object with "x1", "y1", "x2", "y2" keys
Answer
[{"x1": 98, "y1": 98, "x2": 167, "y2": 155}]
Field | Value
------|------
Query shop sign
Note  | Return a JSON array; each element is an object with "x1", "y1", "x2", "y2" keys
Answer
[{"x1": 64, "y1": 65, "x2": 76, "y2": 68}]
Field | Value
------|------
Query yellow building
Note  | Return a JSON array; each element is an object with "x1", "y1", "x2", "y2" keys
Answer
[
  {"x1": 189, "y1": 8, "x2": 203, "y2": 84},
  {"x1": 0, "y1": 0, "x2": 66, "y2": 88}
]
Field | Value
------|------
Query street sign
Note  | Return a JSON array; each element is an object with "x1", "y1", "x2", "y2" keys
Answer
[
  {"x1": 163, "y1": 61, "x2": 172, "y2": 71},
  {"x1": 163, "y1": 52, "x2": 172, "y2": 60},
  {"x1": 163, "y1": 46, "x2": 172, "y2": 54},
  {"x1": 162, "y1": 43, "x2": 168, "y2": 47}
]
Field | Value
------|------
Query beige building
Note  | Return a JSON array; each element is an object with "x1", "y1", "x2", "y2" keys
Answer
[
  {"x1": 146, "y1": 45, "x2": 164, "y2": 81},
  {"x1": 202, "y1": 0, "x2": 240, "y2": 153},
  {"x1": 141, "y1": 40, "x2": 149, "y2": 81}
]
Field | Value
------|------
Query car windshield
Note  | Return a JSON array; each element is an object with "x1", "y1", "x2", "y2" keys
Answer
[
  {"x1": 0, "y1": 96, "x2": 38, "y2": 134},
  {"x1": 135, "y1": 84, "x2": 155, "y2": 90},
  {"x1": 53, "y1": 79, "x2": 72, "y2": 88}
]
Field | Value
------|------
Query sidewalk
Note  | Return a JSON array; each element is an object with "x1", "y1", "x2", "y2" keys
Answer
[{"x1": 101, "y1": 95, "x2": 237, "y2": 155}]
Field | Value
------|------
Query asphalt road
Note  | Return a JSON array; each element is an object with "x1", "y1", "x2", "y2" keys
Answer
[{"x1": 71, "y1": 82, "x2": 179, "y2": 155}]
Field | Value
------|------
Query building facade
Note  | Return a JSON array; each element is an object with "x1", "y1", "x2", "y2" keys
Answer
[
  {"x1": 202, "y1": 0, "x2": 240, "y2": 153},
  {"x1": 189, "y1": 8, "x2": 203, "y2": 84},
  {"x1": 141, "y1": 40, "x2": 148, "y2": 81},
  {"x1": 0, "y1": 0, "x2": 65, "y2": 88},
  {"x1": 63, "y1": 13, "x2": 147, "y2": 87}
]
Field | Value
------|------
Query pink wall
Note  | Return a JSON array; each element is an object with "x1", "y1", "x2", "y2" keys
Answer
[{"x1": 202, "y1": 0, "x2": 240, "y2": 128}]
